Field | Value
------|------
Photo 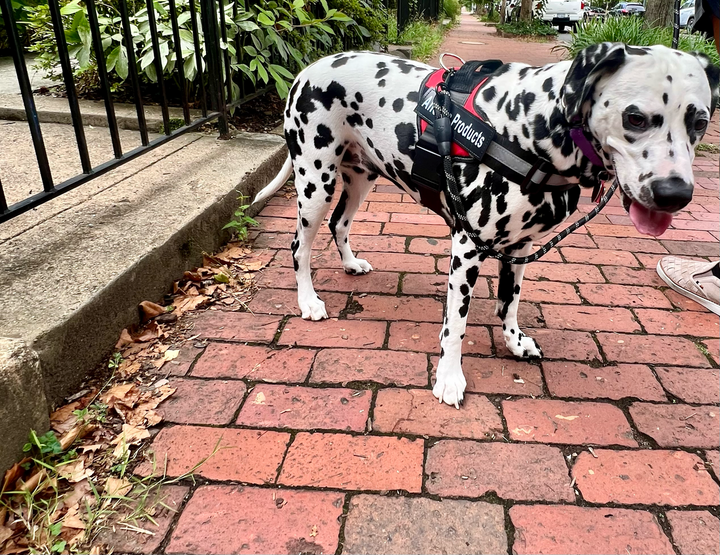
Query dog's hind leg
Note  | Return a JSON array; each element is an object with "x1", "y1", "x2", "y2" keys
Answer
[
  {"x1": 496, "y1": 242, "x2": 543, "y2": 358},
  {"x1": 433, "y1": 229, "x2": 484, "y2": 408},
  {"x1": 329, "y1": 169, "x2": 377, "y2": 275},
  {"x1": 292, "y1": 165, "x2": 338, "y2": 320}
]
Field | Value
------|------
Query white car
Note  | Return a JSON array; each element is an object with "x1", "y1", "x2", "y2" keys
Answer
[
  {"x1": 541, "y1": 0, "x2": 585, "y2": 32},
  {"x1": 679, "y1": 0, "x2": 695, "y2": 29}
]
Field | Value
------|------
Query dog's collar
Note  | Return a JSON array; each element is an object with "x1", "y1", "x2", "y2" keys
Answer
[{"x1": 569, "y1": 120, "x2": 605, "y2": 168}]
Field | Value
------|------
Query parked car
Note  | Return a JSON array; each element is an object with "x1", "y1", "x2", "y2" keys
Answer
[
  {"x1": 679, "y1": 0, "x2": 695, "y2": 28},
  {"x1": 609, "y1": 2, "x2": 646, "y2": 16},
  {"x1": 584, "y1": 6, "x2": 606, "y2": 19},
  {"x1": 541, "y1": 0, "x2": 585, "y2": 31}
]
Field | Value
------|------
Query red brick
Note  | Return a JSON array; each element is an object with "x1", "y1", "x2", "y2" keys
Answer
[
  {"x1": 503, "y1": 398, "x2": 636, "y2": 446},
  {"x1": 237, "y1": 384, "x2": 370, "y2": 432},
  {"x1": 254, "y1": 232, "x2": 331, "y2": 250},
  {"x1": 158, "y1": 378, "x2": 247, "y2": 425},
  {"x1": 433, "y1": 356, "x2": 544, "y2": 396},
  {"x1": 357, "y1": 251, "x2": 436, "y2": 273},
  {"x1": 248, "y1": 288, "x2": 348, "y2": 318},
  {"x1": 351, "y1": 235, "x2": 406, "y2": 252},
  {"x1": 425, "y1": 441, "x2": 574, "y2": 502},
  {"x1": 138, "y1": 426, "x2": 289, "y2": 482},
  {"x1": 549, "y1": 233, "x2": 596, "y2": 248},
  {"x1": 273, "y1": 248, "x2": 343, "y2": 269},
  {"x1": 383, "y1": 222, "x2": 450, "y2": 237},
  {"x1": 192, "y1": 311, "x2": 281, "y2": 342},
  {"x1": 655, "y1": 367, "x2": 720, "y2": 404},
  {"x1": 314, "y1": 269, "x2": 399, "y2": 293},
  {"x1": 635, "y1": 308, "x2": 720, "y2": 336},
  {"x1": 346, "y1": 294, "x2": 444, "y2": 322},
  {"x1": 702, "y1": 338, "x2": 719, "y2": 364},
  {"x1": 593, "y1": 236, "x2": 670, "y2": 254},
  {"x1": 365, "y1": 192, "x2": 403, "y2": 202},
  {"x1": 523, "y1": 262, "x2": 605, "y2": 283},
  {"x1": 390, "y1": 212, "x2": 446, "y2": 225},
  {"x1": 255, "y1": 266, "x2": 298, "y2": 289},
  {"x1": 561, "y1": 247, "x2": 639, "y2": 267},
  {"x1": 601, "y1": 266, "x2": 665, "y2": 287},
  {"x1": 278, "y1": 433, "x2": 423, "y2": 492},
  {"x1": 666, "y1": 511, "x2": 720, "y2": 555},
  {"x1": 543, "y1": 362, "x2": 666, "y2": 401},
  {"x1": 517, "y1": 280, "x2": 582, "y2": 304},
  {"x1": 310, "y1": 348, "x2": 428, "y2": 386},
  {"x1": 101, "y1": 485, "x2": 188, "y2": 554},
  {"x1": 373, "y1": 389, "x2": 502, "y2": 439},
  {"x1": 389, "y1": 322, "x2": 492, "y2": 355},
  {"x1": 597, "y1": 333, "x2": 711, "y2": 367},
  {"x1": 279, "y1": 318, "x2": 386, "y2": 348},
  {"x1": 511, "y1": 505, "x2": 674, "y2": 555},
  {"x1": 707, "y1": 451, "x2": 719, "y2": 479},
  {"x1": 578, "y1": 284, "x2": 673, "y2": 308},
  {"x1": 630, "y1": 403, "x2": 719, "y2": 448},
  {"x1": 467, "y1": 299, "x2": 544, "y2": 328},
  {"x1": 586, "y1": 223, "x2": 646, "y2": 238},
  {"x1": 572, "y1": 449, "x2": 720, "y2": 506},
  {"x1": 658, "y1": 229, "x2": 717, "y2": 242},
  {"x1": 162, "y1": 344, "x2": 204, "y2": 376},
  {"x1": 343, "y1": 495, "x2": 507, "y2": 555},
  {"x1": 402, "y1": 273, "x2": 491, "y2": 298},
  {"x1": 366, "y1": 201, "x2": 426, "y2": 214},
  {"x1": 192, "y1": 343, "x2": 315, "y2": 383},
  {"x1": 542, "y1": 305, "x2": 640, "y2": 333},
  {"x1": 492, "y1": 328, "x2": 601, "y2": 362},
  {"x1": 166, "y1": 486, "x2": 343, "y2": 555},
  {"x1": 408, "y1": 237, "x2": 451, "y2": 255},
  {"x1": 662, "y1": 240, "x2": 719, "y2": 257}
]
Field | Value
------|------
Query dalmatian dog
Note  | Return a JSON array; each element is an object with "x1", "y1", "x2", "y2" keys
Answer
[{"x1": 253, "y1": 43, "x2": 718, "y2": 407}]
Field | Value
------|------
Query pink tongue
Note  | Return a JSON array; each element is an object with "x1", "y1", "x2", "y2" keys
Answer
[{"x1": 629, "y1": 202, "x2": 673, "y2": 237}]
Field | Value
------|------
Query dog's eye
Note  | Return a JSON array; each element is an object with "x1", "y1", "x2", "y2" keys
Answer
[
  {"x1": 627, "y1": 114, "x2": 647, "y2": 129},
  {"x1": 694, "y1": 119, "x2": 709, "y2": 132}
]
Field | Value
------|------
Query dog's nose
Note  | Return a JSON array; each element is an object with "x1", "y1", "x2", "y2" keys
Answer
[{"x1": 650, "y1": 177, "x2": 694, "y2": 212}]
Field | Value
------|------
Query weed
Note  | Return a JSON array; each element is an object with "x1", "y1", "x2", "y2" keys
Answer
[
  {"x1": 696, "y1": 143, "x2": 720, "y2": 154},
  {"x1": 223, "y1": 194, "x2": 260, "y2": 242},
  {"x1": 168, "y1": 118, "x2": 185, "y2": 132}
]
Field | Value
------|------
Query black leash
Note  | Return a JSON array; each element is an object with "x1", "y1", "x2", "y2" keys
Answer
[{"x1": 433, "y1": 79, "x2": 618, "y2": 265}]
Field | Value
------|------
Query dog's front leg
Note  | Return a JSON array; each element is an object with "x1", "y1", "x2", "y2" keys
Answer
[
  {"x1": 496, "y1": 243, "x2": 543, "y2": 358},
  {"x1": 433, "y1": 229, "x2": 483, "y2": 408}
]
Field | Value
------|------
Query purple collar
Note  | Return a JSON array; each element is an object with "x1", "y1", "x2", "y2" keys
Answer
[{"x1": 569, "y1": 125, "x2": 605, "y2": 168}]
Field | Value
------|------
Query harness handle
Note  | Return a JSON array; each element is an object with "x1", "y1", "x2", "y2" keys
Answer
[{"x1": 439, "y1": 52, "x2": 465, "y2": 70}]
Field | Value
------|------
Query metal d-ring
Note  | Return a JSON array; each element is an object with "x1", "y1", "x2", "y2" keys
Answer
[{"x1": 439, "y1": 52, "x2": 465, "y2": 70}]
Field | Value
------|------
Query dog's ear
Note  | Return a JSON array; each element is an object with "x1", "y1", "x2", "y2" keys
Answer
[
  {"x1": 562, "y1": 42, "x2": 627, "y2": 123},
  {"x1": 691, "y1": 51, "x2": 720, "y2": 116}
]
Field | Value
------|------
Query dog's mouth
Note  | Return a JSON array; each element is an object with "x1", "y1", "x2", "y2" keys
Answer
[{"x1": 618, "y1": 186, "x2": 673, "y2": 237}]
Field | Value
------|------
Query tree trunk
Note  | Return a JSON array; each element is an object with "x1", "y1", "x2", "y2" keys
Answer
[
  {"x1": 519, "y1": 0, "x2": 533, "y2": 21},
  {"x1": 644, "y1": 0, "x2": 674, "y2": 28},
  {"x1": 500, "y1": 0, "x2": 508, "y2": 23}
]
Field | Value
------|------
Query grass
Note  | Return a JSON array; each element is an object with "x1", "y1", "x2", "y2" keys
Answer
[
  {"x1": 557, "y1": 15, "x2": 720, "y2": 64},
  {"x1": 696, "y1": 143, "x2": 720, "y2": 154},
  {"x1": 496, "y1": 19, "x2": 558, "y2": 37},
  {"x1": 388, "y1": 17, "x2": 453, "y2": 62}
]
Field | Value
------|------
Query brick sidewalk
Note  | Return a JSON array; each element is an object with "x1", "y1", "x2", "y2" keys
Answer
[{"x1": 112, "y1": 16, "x2": 720, "y2": 555}]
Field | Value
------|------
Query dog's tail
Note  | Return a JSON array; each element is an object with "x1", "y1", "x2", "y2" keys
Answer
[{"x1": 252, "y1": 155, "x2": 293, "y2": 205}]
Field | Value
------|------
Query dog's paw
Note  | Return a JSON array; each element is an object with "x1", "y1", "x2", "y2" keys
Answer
[
  {"x1": 343, "y1": 258, "x2": 373, "y2": 275},
  {"x1": 432, "y1": 370, "x2": 467, "y2": 409},
  {"x1": 505, "y1": 332, "x2": 543, "y2": 359},
  {"x1": 299, "y1": 295, "x2": 328, "y2": 321}
]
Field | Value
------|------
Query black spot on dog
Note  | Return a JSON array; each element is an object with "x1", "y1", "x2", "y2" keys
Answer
[
  {"x1": 366, "y1": 118, "x2": 374, "y2": 129},
  {"x1": 314, "y1": 124, "x2": 334, "y2": 149},
  {"x1": 329, "y1": 190, "x2": 348, "y2": 238},
  {"x1": 301, "y1": 217, "x2": 309, "y2": 227},
  {"x1": 384, "y1": 162, "x2": 397, "y2": 179},
  {"x1": 298, "y1": 167, "x2": 306, "y2": 176},
  {"x1": 394, "y1": 123, "x2": 416, "y2": 157},
  {"x1": 521, "y1": 124, "x2": 530, "y2": 139},
  {"x1": 347, "y1": 113, "x2": 363, "y2": 127},
  {"x1": 377, "y1": 61, "x2": 386, "y2": 69},
  {"x1": 532, "y1": 114, "x2": 550, "y2": 140},
  {"x1": 298, "y1": 128, "x2": 305, "y2": 144},
  {"x1": 651, "y1": 114, "x2": 664, "y2": 128},
  {"x1": 379, "y1": 97, "x2": 386, "y2": 107},
  {"x1": 378, "y1": 79, "x2": 386, "y2": 87},
  {"x1": 296, "y1": 81, "x2": 347, "y2": 116},
  {"x1": 304, "y1": 182, "x2": 316, "y2": 198},
  {"x1": 331, "y1": 56, "x2": 348, "y2": 68},
  {"x1": 542, "y1": 77, "x2": 553, "y2": 93},
  {"x1": 407, "y1": 90, "x2": 419, "y2": 102},
  {"x1": 662, "y1": 92, "x2": 668, "y2": 105},
  {"x1": 335, "y1": 145, "x2": 344, "y2": 156},
  {"x1": 466, "y1": 266, "x2": 479, "y2": 288},
  {"x1": 624, "y1": 134, "x2": 637, "y2": 144},
  {"x1": 355, "y1": 92, "x2": 363, "y2": 103},
  {"x1": 521, "y1": 92, "x2": 536, "y2": 115},
  {"x1": 350, "y1": 101, "x2": 359, "y2": 111},
  {"x1": 497, "y1": 91, "x2": 508, "y2": 111},
  {"x1": 642, "y1": 150, "x2": 648, "y2": 159},
  {"x1": 667, "y1": 75, "x2": 672, "y2": 82},
  {"x1": 314, "y1": 159, "x2": 322, "y2": 169},
  {"x1": 367, "y1": 138, "x2": 374, "y2": 149},
  {"x1": 368, "y1": 173, "x2": 378, "y2": 180},
  {"x1": 375, "y1": 67, "x2": 389, "y2": 79},
  {"x1": 604, "y1": 100, "x2": 609, "y2": 108},
  {"x1": 667, "y1": 131, "x2": 672, "y2": 143},
  {"x1": 286, "y1": 129, "x2": 302, "y2": 159},
  {"x1": 482, "y1": 86, "x2": 496, "y2": 102},
  {"x1": 352, "y1": 166, "x2": 364, "y2": 174},
  {"x1": 321, "y1": 172, "x2": 330, "y2": 182},
  {"x1": 324, "y1": 182, "x2": 335, "y2": 195},
  {"x1": 638, "y1": 171, "x2": 653, "y2": 182},
  {"x1": 391, "y1": 58, "x2": 415, "y2": 73},
  {"x1": 393, "y1": 98, "x2": 404, "y2": 112}
]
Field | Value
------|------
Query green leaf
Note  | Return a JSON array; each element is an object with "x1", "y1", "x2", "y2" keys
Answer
[
  {"x1": 145, "y1": 62, "x2": 157, "y2": 82},
  {"x1": 244, "y1": 44, "x2": 258, "y2": 56},
  {"x1": 269, "y1": 63, "x2": 294, "y2": 79},
  {"x1": 116, "y1": 45, "x2": 129, "y2": 80},
  {"x1": 76, "y1": 13, "x2": 92, "y2": 48},
  {"x1": 292, "y1": 0, "x2": 304, "y2": 8},
  {"x1": 177, "y1": 11, "x2": 191, "y2": 25},
  {"x1": 183, "y1": 54, "x2": 197, "y2": 80},
  {"x1": 320, "y1": 0, "x2": 329, "y2": 12},
  {"x1": 237, "y1": 20, "x2": 260, "y2": 31},
  {"x1": 77, "y1": 44, "x2": 91, "y2": 69},
  {"x1": 140, "y1": 48, "x2": 155, "y2": 69},
  {"x1": 257, "y1": 12, "x2": 274, "y2": 25},
  {"x1": 106, "y1": 45, "x2": 120, "y2": 73},
  {"x1": 60, "y1": 0, "x2": 83, "y2": 15},
  {"x1": 51, "y1": 541, "x2": 67, "y2": 553},
  {"x1": 256, "y1": 60, "x2": 268, "y2": 83}
]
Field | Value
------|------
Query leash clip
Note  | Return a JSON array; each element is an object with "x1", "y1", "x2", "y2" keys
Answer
[{"x1": 592, "y1": 181, "x2": 605, "y2": 203}]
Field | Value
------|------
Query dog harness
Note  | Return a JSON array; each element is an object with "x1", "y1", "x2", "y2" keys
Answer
[{"x1": 409, "y1": 58, "x2": 618, "y2": 264}]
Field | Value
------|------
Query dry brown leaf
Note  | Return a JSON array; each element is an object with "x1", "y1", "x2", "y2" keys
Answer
[
  {"x1": 139, "y1": 301, "x2": 166, "y2": 323},
  {"x1": 163, "y1": 350, "x2": 179, "y2": 362},
  {"x1": 1, "y1": 460, "x2": 28, "y2": 493},
  {"x1": 59, "y1": 424, "x2": 96, "y2": 451},
  {"x1": 115, "y1": 328, "x2": 134, "y2": 349},
  {"x1": 239, "y1": 259, "x2": 267, "y2": 272},
  {"x1": 182, "y1": 271, "x2": 203, "y2": 282},
  {"x1": 135, "y1": 322, "x2": 161, "y2": 343},
  {"x1": 104, "y1": 477, "x2": 132, "y2": 497},
  {"x1": 62, "y1": 505, "x2": 85, "y2": 530},
  {"x1": 50, "y1": 402, "x2": 82, "y2": 435},
  {"x1": 64, "y1": 479, "x2": 92, "y2": 508},
  {"x1": 118, "y1": 360, "x2": 142, "y2": 378},
  {"x1": 112, "y1": 424, "x2": 151, "y2": 458},
  {"x1": 57, "y1": 459, "x2": 93, "y2": 484}
]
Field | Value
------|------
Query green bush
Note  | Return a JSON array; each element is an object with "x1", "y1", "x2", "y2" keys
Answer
[
  {"x1": 559, "y1": 16, "x2": 720, "y2": 64},
  {"x1": 497, "y1": 19, "x2": 557, "y2": 36},
  {"x1": 442, "y1": 0, "x2": 461, "y2": 21},
  {"x1": 329, "y1": 0, "x2": 387, "y2": 46},
  {"x1": 24, "y1": 0, "x2": 360, "y2": 100},
  {"x1": 0, "y1": 0, "x2": 43, "y2": 51},
  {"x1": 392, "y1": 18, "x2": 446, "y2": 60}
]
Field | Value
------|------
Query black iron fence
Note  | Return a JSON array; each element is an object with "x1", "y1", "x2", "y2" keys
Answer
[
  {"x1": 395, "y1": 0, "x2": 442, "y2": 33},
  {"x1": 0, "y1": 0, "x2": 274, "y2": 223}
]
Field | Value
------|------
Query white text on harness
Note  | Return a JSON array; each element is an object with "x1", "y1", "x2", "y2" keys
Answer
[{"x1": 451, "y1": 113, "x2": 486, "y2": 150}]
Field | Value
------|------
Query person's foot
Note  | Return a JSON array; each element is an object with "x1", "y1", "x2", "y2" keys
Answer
[{"x1": 657, "y1": 256, "x2": 720, "y2": 316}]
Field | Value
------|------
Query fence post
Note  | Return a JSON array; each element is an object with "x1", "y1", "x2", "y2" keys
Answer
[
  {"x1": 200, "y1": 0, "x2": 230, "y2": 139},
  {"x1": 397, "y1": 0, "x2": 409, "y2": 34}
]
